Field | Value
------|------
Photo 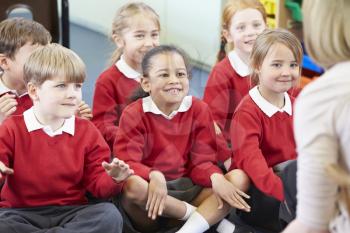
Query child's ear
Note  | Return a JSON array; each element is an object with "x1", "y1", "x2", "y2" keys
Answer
[
  {"x1": 140, "y1": 76, "x2": 151, "y2": 93},
  {"x1": 222, "y1": 29, "x2": 233, "y2": 43},
  {"x1": 112, "y1": 34, "x2": 125, "y2": 49},
  {"x1": 0, "y1": 53, "x2": 10, "y2": 71},
  {"x1": 27, "y1": 82, "x2": 39, "y2": 101}
]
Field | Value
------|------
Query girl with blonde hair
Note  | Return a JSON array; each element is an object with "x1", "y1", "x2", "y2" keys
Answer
[{"x1": 92, "y1": 2, "x2": 160, "y2": 149}]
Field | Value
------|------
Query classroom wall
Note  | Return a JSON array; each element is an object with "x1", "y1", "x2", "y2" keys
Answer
[{"x1": 68, "y1": 0, "x2": 225, "y2": 70}]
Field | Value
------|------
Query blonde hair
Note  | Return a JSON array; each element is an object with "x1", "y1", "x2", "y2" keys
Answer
[
  {"x1": 249, "y1": 28, "x2": 303, "y2": 85},
  {"x1": 0, "y1": 18, "x2": 51, "y2": 59},
  {"x1": 23, "y1": 43, "x2": 85, "y2": 86},
  {"x1": 109, "y1": 2, "x2": 160, "y2": 66},
  {"x1": 218, "y1": 0, "x2": 267, "y2": 62},
  {"x1": 303, "y1": 0, "x2": 350, "y2": 212},
  {"x1": 302, "y1": 0, "x2": 350, "y2": 69}
]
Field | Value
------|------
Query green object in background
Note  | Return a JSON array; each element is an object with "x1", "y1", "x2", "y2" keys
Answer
[{"x1": 285, "y1": 0, "x2": 303, "y2": 22}]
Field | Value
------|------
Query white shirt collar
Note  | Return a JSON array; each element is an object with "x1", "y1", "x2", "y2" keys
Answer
[
  {"x1": 249, "y1": 86, "x2": 292, "y2": 117},
  {"x1": 0, "y1": 78, "x2": 27, "y2": 97},
  {"x1": 228, "y1": 50, "x2": 250, "y2": 77},
  {"x1": 116, "y1": 55, "x2": 141, "y2": 81},
  {"x1": 23, "y1": 107, "x2": 75, "y2": 137},
  {"x1": 142, "y1": 95, "x2": 192, "y2": 120}
]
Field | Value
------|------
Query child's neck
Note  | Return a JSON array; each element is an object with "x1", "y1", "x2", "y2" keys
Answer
[
  {"x1": 33, "y1": 107, "x2": 65, "y2": 132},
  {"x1": 257, "y1": 86, "x2": 285, "y2": 109},
  {"x1": 159, "y1": 104, "x2": 179, "y2": 116},
  {"x1": 235, "y1": 49, "x2": 250, "y2": 65},
  {"x1": 123, "y1": 56, "x2": 141, "y2": 73},
  {"x1": 1, "y1": 74, "x2": 26, "y2": 95},
  {"x1": 151, "y1": 97, "x2": 182, "y2": 116}
]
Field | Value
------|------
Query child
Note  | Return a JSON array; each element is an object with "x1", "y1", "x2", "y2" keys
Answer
[
  {"x1": 92, "y1": 2, "x2": 160, "y2": 149},
  {"x1": 0, "y1": 43, "x2": 133, "y2": 233},
  {"x1": 114, "y1": 45, "x2": 251, "y2": 233},
  {"x1": 202, "y1": 0, "x2": 267, "y2": 165},
  {"x1": 0, "y1": 17, "x2": 92, "y2": 124},
  {"x1": 282, "y1": 0, "x2": 350, "y2": 232},
  {"x1": 230, "y1": 28, "x2": 302, "y2": 231}
]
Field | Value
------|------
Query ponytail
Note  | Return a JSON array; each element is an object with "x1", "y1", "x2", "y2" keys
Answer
[
  {"x1": 108, "y1": 47, "x2": 123, "y2": 67},
  {"x1": 129, "y1": 86, "x2": 149, "y2": 103},
  {"x1": 217, "y1": 36, "x2": 227, "y2": 63}
]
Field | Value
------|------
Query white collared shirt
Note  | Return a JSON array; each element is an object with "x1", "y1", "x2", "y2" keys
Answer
[
  {"x1": 0, "y1": 78, "x2": 27, "y2": 97},
  {"x1": 115, "y1": 55, "x2": 141, "y2": 81},
  {"x1": 249, "y1": 86, "x2": 292, "y2": 117},
  {"x1": 142, "y1": 96, "x2": 192, "y2": 120},
  {"x1": 228, "y1": 50, "x2": 250, "y2": 77},
  {"x1": 23, "y1": 107, "x2": 75, "y2": 137}
]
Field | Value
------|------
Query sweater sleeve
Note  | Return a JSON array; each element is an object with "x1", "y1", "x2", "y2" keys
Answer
[
  {"x1": 294, "y1": 86, "x2": 342, "y2": 230},
  {"x1": 0, "y1": 122, "x2": 13, "y2": 183},
  {"x1": 203, "y1": 66, "x2": 232, "y2": 141},
  {"x1": 92, "y1": 80, "x2": 119, "y2": 149},
  {"x1": 231, "y1": 110, "x2": 284, "y2": 201},
  {"x1": 83, "y1": 123, "x2": 122, "y2": 199},
  {"x1": 188, "y1": 103, "x2": 223, "y2": 187},
  {"x1": 113, "y1": 106, "x2": 152, "y2": 181}
]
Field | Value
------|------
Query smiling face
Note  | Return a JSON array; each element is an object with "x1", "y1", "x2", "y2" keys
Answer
[
  {"x1": 114, "y1": 14, "x2": 160, "y2": 71},
  {"x1": 29, "y1": 76, "x2": 82, "y2": 124},
  {"x1": 258, "y1": 43, "x2": 300, "y2": 96},
  {"x1": 224, "y1": 8, "x2": 266, "y2": 61},
  {"x1": 141, "y1": 52, "x2": 189, "y2": 115}
]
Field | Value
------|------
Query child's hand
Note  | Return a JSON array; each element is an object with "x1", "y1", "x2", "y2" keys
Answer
[
  {"x1": 102, "y1": 158, "x2": 134, "y2": 182},
  {"x1": 213, "y1": 122, "x2": 222, "y2": 135},
  {"x1": 0, "y1": 161, "x2": 14, "y2": 179},
  {"x1": 0, "y1": 93, "x2": 18, "y2": 123},
  {"x1": 210, "y1": 173, "x2": 251, "y2": 212},
  {"x1": 147, "y1": 170, "x2": 167, "y2": 220},
  {"x1": 77, "y1": 101, "x2": 93, "y2": 120}
]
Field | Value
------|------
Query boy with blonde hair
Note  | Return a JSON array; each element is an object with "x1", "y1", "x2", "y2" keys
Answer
[{"x1": 0, "y1": 43, "x2": 132, "y2": 233}]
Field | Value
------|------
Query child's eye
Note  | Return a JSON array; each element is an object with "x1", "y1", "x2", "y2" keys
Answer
[
  {"x1": 253, "y1": 22, "x2": 262, "y2": 28},
  {"x1": 271, "y1": 63, "x2": 282, "y2": 68},
  {"x1": 159, "y1": 73, "x2": 169, "y2": 78},
  {"x1": 151, "y1": 32, "x2": 159, "y2": 38},
  {"x1": 55, "y1": 83, "x2": 66, "y2": 88},
  {"x1": 75, "y1": 83, "x2": 82, "y2": 89},
  {"x1": 236, "y1": 25, "x2": 245, "y2": 31},
  {"x1": 177, "y1": 72, "x2": 187, "y2": 78},
  {"x1": 135, "y1": 34, "x2": 145, "y2": 39},
  {"x1": 290, "y1": 63, "x2": 299, "y2": 69}
]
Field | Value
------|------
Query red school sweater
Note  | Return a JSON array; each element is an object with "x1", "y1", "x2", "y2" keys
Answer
[
  {"x1": 0, "y1": 116, "x2": 122, "y2": 208},
  {"x1": 92, "y1": 65, "x2": 140, "y2": 149},
  {"x1": 113, "y1": 97, "x2": 222, "y2": 187},
  {"x1": 230, "y1": 95, "x2": 296, "y2": 201},
  {"x1": 203, "y1": 57, "x2": 251, "y2": 142}
]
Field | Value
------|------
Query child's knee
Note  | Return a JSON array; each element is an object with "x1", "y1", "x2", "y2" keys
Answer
[
  {"x1": 97, "y1": 203, "x2": 123, "y2": 232},
  {"x1": 122, "y1": 175, "x2": 148, "y2": 203},
  {"x1": 225, "y1": 169, "x2": 250, "y2": 192}
]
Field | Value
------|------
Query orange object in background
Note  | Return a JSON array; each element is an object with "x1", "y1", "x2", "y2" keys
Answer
[{"x1": 299, "y1": 76, "x2": 318, "y2": 89}]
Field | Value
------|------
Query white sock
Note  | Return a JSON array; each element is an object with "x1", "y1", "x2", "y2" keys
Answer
[
  {"x1": 216, "y1": 218, "x2": 235, "y2": 233},
  {"x1": 179, "y1": 202, "x2": 196, "y2": 221},
  {"x1": 176, "y1": 211, "x2": 210, "y2": 233}
]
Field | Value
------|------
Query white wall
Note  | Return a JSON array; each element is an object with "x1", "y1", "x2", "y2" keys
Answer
[{"x1": 68, "y1": 0, "x2": 224, "y2": 69}]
